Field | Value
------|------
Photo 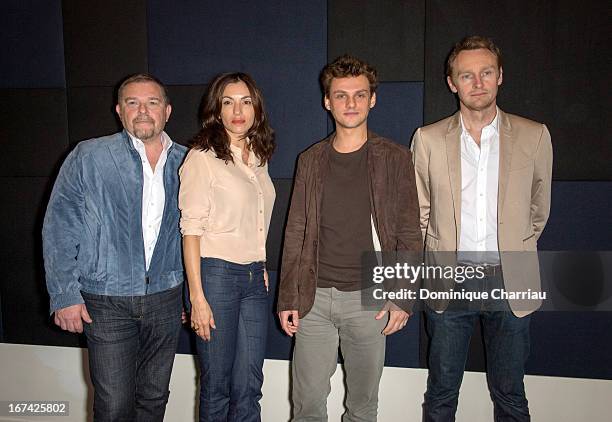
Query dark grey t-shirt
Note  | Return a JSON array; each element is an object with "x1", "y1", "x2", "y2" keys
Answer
[{"x1": 317, "y1": 141, "x2": 373, "y2": 291}]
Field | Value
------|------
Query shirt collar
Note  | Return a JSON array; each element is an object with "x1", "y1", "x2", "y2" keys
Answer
[
  {"x1": 128, "y1": 131, "x2": 173, "y2": 153},
  {"x1": 459, "y1": 106, "x2": 500, "y2": 136},
  {"x1": 229, "y1": 143, "x2": 243, "y2": 155},
  {"x1": 229, "y1": 140, "x2": 257, "y2": 166}
]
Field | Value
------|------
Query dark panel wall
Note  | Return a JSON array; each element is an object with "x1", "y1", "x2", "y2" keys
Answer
[
  {"x1": 328, "y1": 0, "x2": 425, "y2": 81},
  {"x1": 62, "y1": 1, "x2": 149, "y2": 145},
  {"x1": 66, "y1": 87, "x2": 121, "y2": 145},
  {"x1": 62, "y1": 0, "x2": 148, "y2": 87},
  {"x1": 0, "y1": 1, "x2": 66, "y2": 89},
  {"x1": 0, "y1": 90, "x2": 69, "y2": 176},
  {"x1": 147, "y1": 0, "x2": 329, "y2": 178},
  {"x1": 163, "y1": 85, "x2": 208, "y2": 145},
  {"x1": 424, "y1": 0, "x2": 611, "y2": 180},
  {"x1": 368, "y1": 82, "x2": 423, "y2": 145},
  {"x1": 0, "y1": 0, "x2": 610, "y2": 380},
  {"x1": 0, "y1": 1, "x2": 74, "y2": 347}
]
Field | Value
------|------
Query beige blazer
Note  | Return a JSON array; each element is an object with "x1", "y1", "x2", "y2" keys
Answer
[{"x1": 411, "y1": 109, "x2": 553, "y2": 316}]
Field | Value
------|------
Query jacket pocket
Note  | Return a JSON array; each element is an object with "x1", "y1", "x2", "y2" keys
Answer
[
  {"x1": 425, "y1": 233, "x2": 439, "y2": 250},
  {"x1": 522, "y1": 233, "x2": 537, "y2": 251},
  {"x1": 82, "y1": 221, "x2": 106, "y2": 281}
]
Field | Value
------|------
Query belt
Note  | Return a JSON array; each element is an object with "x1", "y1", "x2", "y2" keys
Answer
[{"x1": 458, "y1": 263, "x2": 502, "y2": 277}]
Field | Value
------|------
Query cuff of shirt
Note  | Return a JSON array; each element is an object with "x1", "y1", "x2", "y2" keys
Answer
[
  {"x1": 180, "y1": 227, "x2": 205, "y2": 236},
  {"x1": 179, "y1": 218, "x2": 206, "y2": 237}
]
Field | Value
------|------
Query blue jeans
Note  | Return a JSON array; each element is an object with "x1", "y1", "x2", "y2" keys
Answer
[
  {"x1": 82, "y1": 284, "x2": 182, "y2": 422},
  {"x1": 196, "y1": 258, "x2": 268, "y2": 422},
  {"x1": 423, "y1": 274, "x2": 531, "y2": 422}
]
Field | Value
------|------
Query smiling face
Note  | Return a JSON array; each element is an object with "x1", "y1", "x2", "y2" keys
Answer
[
  {"x1": 447, "y1": 48, "x2": 503, "y2": 113},
  {"x1": 115, "y1": 81, "x2": 171, "y2": 143},
  {"x1": 219, "y1": 81, "x2": 255, "y2": 143},
  {"x1": 324, "y1": 75, "x2": 376, "y2": 130}
]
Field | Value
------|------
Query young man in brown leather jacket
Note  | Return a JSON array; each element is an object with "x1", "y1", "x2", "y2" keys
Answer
[{"x1": 277, "y1": 55, "x2": 422, "y2": 422}]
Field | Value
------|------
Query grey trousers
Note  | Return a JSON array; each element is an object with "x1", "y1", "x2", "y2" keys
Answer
[{"x1": 292, "y1": 287, "x2": 387, "y2": 422}]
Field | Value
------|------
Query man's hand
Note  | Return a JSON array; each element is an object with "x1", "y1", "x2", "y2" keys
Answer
[
  {"x1": 264, "y1": 269, "x2": 269, "y2": 292},
  {"x1": 278, "y1": 310, "x2": 299, "y2": 337},
  {"x1": 54, "y1": 304, "x2": 92, "y2": 333},
  {"x1": 181, "y1": 308, "x2": 188, "y2": 324},
  {"x1": 375, "y1": 301, "x2": 410, "y2": 335}
]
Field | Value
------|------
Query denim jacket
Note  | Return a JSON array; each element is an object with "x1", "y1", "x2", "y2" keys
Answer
[{"x1": 43, "y1": 131, "x2": 187, "y2": 313}]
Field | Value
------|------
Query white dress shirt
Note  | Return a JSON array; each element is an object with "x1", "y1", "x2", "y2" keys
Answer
[
  {"x1": 129, "y1": 132, "x2": 171, "y2": 270},
  {"x1": 458, "y1": 110, "x2": 500, "y2": 265}
]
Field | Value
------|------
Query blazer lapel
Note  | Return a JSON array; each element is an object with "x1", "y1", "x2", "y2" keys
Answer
[
  {"x1": 366, "y1": 131, "x2": 381, "y2": 235},
  {"x1": 314, "y1": 136, "x2": 331, "y2": 227},
  {"x1": 445, "y1": 113, "x2": 462, "y2": 243},
  {"x1": 497, "y1": 110, "x2": 514, "y2": 215}
]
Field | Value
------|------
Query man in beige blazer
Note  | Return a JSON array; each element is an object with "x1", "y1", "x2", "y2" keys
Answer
[{"x1": 411, "y1": 36, "x2": 553, "y2": 421}]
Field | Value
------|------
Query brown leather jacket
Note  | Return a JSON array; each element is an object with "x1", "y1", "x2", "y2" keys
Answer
[{"x1": 277, "y1": 132, "x2": 422, "y2": 317}]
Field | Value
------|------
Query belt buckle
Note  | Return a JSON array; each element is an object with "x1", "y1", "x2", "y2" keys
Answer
[{"x1": 481, "y1": 264, "x2": 500, "y2": 276}]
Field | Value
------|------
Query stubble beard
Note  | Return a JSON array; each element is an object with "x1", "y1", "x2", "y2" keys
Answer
[
  {"x1": 131, "y1": 117, "x2": 159, "y2": 141},
  {"x1": 133, "y1": 127, "x2": 156, "y2": 141}
]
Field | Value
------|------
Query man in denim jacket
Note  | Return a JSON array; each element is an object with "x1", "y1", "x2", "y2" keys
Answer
[{"x1": 43, "y1": 73, "x2": 187, "y2": 421}]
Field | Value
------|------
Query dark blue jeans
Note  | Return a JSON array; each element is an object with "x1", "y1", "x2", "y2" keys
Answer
[
  {"x1": 82, "y1": 285, "x2": 182, "y2": 422},
  {"x1": 423, "y1": 274, "x2": 531, "y2": 422},
  {"x1": 196, "y1": 258, "x2": 268, "y2": 422}
]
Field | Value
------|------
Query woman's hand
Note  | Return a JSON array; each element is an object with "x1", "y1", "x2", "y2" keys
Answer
[{"x1": 190, "y1": 297, "x2": 216, "y2": 341}]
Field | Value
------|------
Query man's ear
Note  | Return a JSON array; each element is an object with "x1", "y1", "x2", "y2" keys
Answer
[
  {"x1": 324, "y1": 96, "x2": 331, "y2": 110},
  {"x1": 447, "y1": 75, "x2": 458, "y2": 93},
  {"x1": 165, "y1": 104, "x2": 172, "y2": 122},
  {"x1": 497, "y1": 67, "x2": 503, "y2": 86},
  {"x1": 115, "y1": 104, "x2": 121, "y2": 117},
  {"x1": 369, "y1": 92, "x2": 376, "y2": 108}
]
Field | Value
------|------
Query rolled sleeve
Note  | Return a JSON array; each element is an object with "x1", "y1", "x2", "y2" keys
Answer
[{"x1": 178, "y1": 149, "x2": 212, "y2": 236}]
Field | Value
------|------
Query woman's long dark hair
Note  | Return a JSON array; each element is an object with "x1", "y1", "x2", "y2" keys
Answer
[{"x1": 191, "y1": 73, "x2": 275, "y2": 165}]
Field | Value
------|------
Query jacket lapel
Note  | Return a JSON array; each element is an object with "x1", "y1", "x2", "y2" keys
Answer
[
  {"x1": 107, "y1": 131, "x2": 143, "y2": 210},
  {"x1": 314, "y1": 135, "x2": 331, "y2": 227},
  {"x1": 365, "y1": 131, "x2": 383, "y2": 240},
  {"x1": 105, "y1": 132, "x2": 144, "y2": 267},
  {"x1": 497, "y1": 109, "x2": 514, "y2": 215},
  {"x1": 445, "y1": 112, "x2": 462, "y2": 243}
]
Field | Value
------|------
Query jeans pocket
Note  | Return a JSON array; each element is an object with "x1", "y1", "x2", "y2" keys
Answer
[{"x1": 81, "y1": 291, "x2": 110, "y2": 316}]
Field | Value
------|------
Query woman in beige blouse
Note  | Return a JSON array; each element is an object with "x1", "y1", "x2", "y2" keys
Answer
[{"x1": 178, "y1": 73, "x2": 275, "y2": 422}]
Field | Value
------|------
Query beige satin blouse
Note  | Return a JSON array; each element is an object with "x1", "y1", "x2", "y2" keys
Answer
[{"x1": 178, "y1": 144, "x2": 275, "y2": 264}]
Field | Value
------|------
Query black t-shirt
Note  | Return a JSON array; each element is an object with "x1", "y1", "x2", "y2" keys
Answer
[{"x1": 317, "y1": 141, "x2": 374, "y2": 291}]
